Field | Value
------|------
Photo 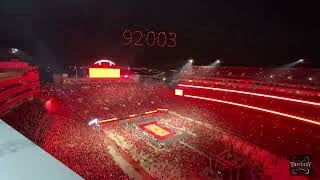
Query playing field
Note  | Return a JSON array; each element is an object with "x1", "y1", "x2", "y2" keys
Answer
[{"x1": 138, "y1": 121, "x2": 176, "y2": 141}]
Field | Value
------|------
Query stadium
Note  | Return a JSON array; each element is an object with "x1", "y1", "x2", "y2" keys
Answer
[
  {"x1": 0, "y1": 57, "x2": 319, "y2": 179},
  {"x1": 0, "y1": 1, "x2": 318, "y2": 179}
]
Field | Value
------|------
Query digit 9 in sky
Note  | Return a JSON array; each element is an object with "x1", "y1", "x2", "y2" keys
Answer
[{"x1": 122, "y1": 29, "x2": 176, "y2": 48}]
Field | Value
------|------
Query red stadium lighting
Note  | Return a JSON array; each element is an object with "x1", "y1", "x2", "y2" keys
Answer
[
  {"x1": 124, "y1": 74, "x2": 129, "y2": 78},
  {"x1": 144, "y1": 110, "x2": 158, "y2": 115},
  {"x1": 99, "y1": 117, "x2": 118, "y2": 123},
  {"x1": 179, "y1": 84, "x2": 320, "y2": 107},
  {"x1": 183, "y1": 94, "x2": 320, "y2": 126},
  {"x1": 157, "y1": 108, "x2": 168, "y2": 111},
  {"x1": 90, "y1": 108, "x2": 167, "y2": 125}
]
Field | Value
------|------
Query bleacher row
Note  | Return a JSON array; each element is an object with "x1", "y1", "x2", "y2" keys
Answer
[
  {"x1": 181, "y1": 66, "x2": 320, "y2": 86},
  {"x1": 0, "y1": 61, "x2": 40, "y2": 116},
  {"x1": 180, "y1": 66, "x2": 320, "y2": 98}
]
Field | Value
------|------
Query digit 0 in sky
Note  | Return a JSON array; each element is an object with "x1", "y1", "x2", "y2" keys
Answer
[{"x1": 146, "y1": 31, "x2": 156, "y2": 47}]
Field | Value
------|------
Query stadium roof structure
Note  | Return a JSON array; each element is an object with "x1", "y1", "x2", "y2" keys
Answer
[
  {"x1": 0, "y1": 119, "x2": 83, "y2": 180},
  {"x1": 94, "y1": 59, "x2": 116, "y2": 66}
]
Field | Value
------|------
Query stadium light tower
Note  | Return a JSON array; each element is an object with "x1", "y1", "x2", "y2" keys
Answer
[
  {"x1": 9, "y1": 48, "x2": 19, "y2": 54},
  {"x1": 208, "y1": 59, "x2": 222, "y2": 67},
  {"x1": 278, "y1": 58, "x2": 304, "y2": 69},
  {"x1": 179, "y1": 58, "x2": 194, "y2": 73}
]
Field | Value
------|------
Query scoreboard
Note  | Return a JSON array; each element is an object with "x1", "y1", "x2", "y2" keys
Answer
[{"x1": 88, "y1": 59, "x2": 121, "y2": 78}]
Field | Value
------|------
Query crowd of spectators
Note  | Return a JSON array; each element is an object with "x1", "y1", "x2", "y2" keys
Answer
[
  {"x1": 110, "y1": 124, "x2": 211, "y2": 179},
  {"x1": 2, "y1": 99, "x2": 48, "y2": 145},
  {"x1": 183, "y1": 66, "x2": 320, "y2": 86},
  {"x1": 1, "y1": 81, "x2": 172, "y2": 179},
  {"x1": 42, "y1": 109, "x2": 128, "y2": 179},
  {"x1": 181, "y1": 66, "x2": 320, "y2": 97},
  {"x1": 167, "y1": 94, "x2": 320, "y2": 177},
  {"x1": 107, "y1": 111, "x2": 285, "y2": 179},
  {"x1": 1, "y1": 77, "x2": 319, "y2": 179}
]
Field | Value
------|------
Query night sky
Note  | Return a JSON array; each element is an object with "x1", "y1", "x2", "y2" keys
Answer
[{"x1": 0, "y1": 1, "x2": 318, "y2": 69}]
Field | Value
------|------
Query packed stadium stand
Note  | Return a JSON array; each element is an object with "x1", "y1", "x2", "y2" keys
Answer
[
  {"x1": 0, "y1": 63, "x2": 319, "y2": 179},
  {"x1": 0, "y1": 60, "x2": 39, "y2": 116},
  {"x1": 180, "y1": 66, "x2": 320, "y2": 98}
]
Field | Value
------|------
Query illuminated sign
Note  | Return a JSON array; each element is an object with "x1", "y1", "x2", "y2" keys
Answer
[
  {"x1": 175, "y1": 89, "x2": 183, "y2": 96},
  {"x1": 89, "y1": 68, "x2": 120, "y2": 78}
]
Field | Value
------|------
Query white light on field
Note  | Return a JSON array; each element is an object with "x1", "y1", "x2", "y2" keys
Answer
[
  {"x1": 188, "y1": 59, "x2": 193, "y2": 63},
  {"x1": 175, "y1": 89, "x2": 183, "y2": 96},
  {"x1": 88, "y1": 118, "x2": 98, "y2": 126}
]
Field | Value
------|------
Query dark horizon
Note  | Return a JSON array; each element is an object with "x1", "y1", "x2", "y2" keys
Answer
[{"x1": 0, "y1": 1, "x2": 318, "y2": 69}]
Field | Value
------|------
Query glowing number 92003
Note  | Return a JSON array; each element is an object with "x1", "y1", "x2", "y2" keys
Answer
[
  {"x1": 133, "y1": 31, "x2": 143, "y2": 46},
  {"x1": 157, "y1": 32, "x2": 166, "y2": 47},
  {"x1": 123, "y1": 29, "x2": 176, "y2": 47},
  {"x1": 146, "y1": 31, "x2": 156, "y2": 47},
  {"x1": 122, "y1": 29, "x2": 133, "y2": 45},
  {"x1": 167, "y1": 32, "x2": 176, "y2": 47}
]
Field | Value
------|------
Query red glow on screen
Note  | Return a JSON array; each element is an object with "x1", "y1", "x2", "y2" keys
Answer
[{"x1": 183, "y1": 94, "x2": 320, "y2": 126}]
